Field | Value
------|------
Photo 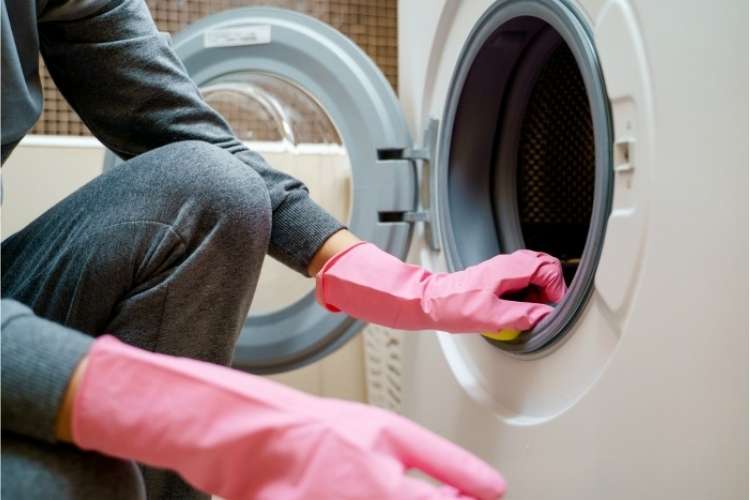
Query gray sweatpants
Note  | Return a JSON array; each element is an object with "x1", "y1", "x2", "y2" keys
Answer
[{"x1": 2, "y1": 141, "x2": 274, "y2": 499}]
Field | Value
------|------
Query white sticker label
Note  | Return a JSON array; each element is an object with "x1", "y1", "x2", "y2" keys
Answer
[{"x1": 204, "y1": 25, "x2": 271, "y2": 48}]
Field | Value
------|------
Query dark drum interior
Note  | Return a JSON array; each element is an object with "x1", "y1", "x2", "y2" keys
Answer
[{"x1": 501, "y1": 39, "x2": 595, "y2": 285}]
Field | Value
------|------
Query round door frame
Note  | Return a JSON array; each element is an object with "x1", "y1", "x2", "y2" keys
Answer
[
  {"x1": 104, "y1": 7, "x2": 416, "y2": 373},
  {"x1": 434, "y1": 0, "x2": 614, "y2": 355}
]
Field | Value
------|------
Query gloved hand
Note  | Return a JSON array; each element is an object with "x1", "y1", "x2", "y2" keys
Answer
[
  {"x1": 73, "y1": 336, "x2": 506, "y2": 500},
  {"x1": 316, "y1": 242, "x2": 566, "y2": 333}
]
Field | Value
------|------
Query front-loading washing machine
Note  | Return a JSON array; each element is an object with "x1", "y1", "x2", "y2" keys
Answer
[
  {"x1": 397, "y1": 1, "x2": 747, "y2": 499},
  {"x1": 102, "y1": 2, "x2": 747, "y2": 497}
]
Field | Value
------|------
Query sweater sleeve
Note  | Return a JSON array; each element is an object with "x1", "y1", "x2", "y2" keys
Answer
[
  {"x1": 37, "y1": 0, "x2": 344, "y2": 274},
  {"x1": 1, "y1": 299, "x2": 93, "y2": 442}
]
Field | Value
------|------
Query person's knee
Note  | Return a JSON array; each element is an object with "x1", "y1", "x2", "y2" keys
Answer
[
  {"x1": 2, "y1": 434, "x2": 146, "y2": 500},
  {"x1": 150, "y1": 140, "x2": 273, "y2": 256}
]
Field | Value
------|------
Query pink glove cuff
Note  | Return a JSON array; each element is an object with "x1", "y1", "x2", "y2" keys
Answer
[{"x1": 315, "y1": 240, "x2": 369, "y2": 312}]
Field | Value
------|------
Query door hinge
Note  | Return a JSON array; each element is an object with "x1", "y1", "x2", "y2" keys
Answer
[{"x1": 402, "y1": 119, "x2": 440, "y2": 251}]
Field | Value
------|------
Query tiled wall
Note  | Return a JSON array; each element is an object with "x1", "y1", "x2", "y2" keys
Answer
[{"x1": 32, "y1": 0, "x2": 397, "y2": 137}]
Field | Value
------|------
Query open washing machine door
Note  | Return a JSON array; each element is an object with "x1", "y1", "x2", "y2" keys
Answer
[{"x1": 102, "y1": 7, "x2": 432, "y2": 374}]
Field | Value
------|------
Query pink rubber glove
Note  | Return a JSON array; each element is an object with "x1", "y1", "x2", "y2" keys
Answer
[
  {"x1": 316, "y1": 243, "x2": 566, "y2": 333},
  {"x1": 73, "y1": 336, "x2": 506, "y2": 500}
]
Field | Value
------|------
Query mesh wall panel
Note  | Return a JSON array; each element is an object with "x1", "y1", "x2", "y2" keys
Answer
[
  {"x1": 515, "y1": 42, "x2": 594, "y2": 274},
  {"x1": 517, "y1": 43, "x2": 594, "y2": 227},
  {"x1": 31, "y1": 0, "x2": 397, "y2": 138}
]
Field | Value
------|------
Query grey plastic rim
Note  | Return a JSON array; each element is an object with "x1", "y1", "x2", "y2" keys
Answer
[
  {"x1": 434, "y1": 0, "x2": 613, "y2": 355},
  {"x1": 103, "y1": 7, "x2": 415, "y2": 373}
]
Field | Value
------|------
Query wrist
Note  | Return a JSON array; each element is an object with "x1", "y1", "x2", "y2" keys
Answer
[
  {"x1": 307, "y1": 229, "x2": 361, "y2": 277},
  {"x1": 315, "y1": 240, "x2": 370, "y2": 312},
  {"x1": 55, "y1": 355, "x2": 89, "y2": 443}
]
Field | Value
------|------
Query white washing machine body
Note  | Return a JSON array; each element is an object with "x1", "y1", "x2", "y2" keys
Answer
[{"x1": 398, "y1": 1, "x2": 748, "y2": 498}]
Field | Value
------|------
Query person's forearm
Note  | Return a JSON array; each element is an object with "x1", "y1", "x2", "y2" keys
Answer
[{"x1": 307, "y1": 229, "x2": 361, "y2": 277}]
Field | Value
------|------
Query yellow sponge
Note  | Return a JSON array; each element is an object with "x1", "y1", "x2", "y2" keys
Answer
[{"x1": 481, "y1": 329, "x2": 521, "y2": 341}]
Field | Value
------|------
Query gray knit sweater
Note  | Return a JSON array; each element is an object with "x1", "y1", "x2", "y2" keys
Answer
[{"x1": 1, "y1": 0, "x2": 343, "y2": 442}]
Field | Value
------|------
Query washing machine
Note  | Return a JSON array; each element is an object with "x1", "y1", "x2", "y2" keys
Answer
[
  {"x1": 102, "y1": 2, "x2": 747, "y2": 497},
  {"x1": 397, "y1": 1, "x2": 748, "y2": 499}
]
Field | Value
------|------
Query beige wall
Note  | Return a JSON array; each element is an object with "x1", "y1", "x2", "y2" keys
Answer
[
  {"x1": 2, "y1": 137, "x2": 365, "y2": 402},
  {"x1": 1, "y1": 140, "x2": 105, "y2": 239}
]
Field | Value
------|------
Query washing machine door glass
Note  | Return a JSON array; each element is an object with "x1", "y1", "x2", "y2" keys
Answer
[
  {"x1": 200, "y1": 73, "x2": 352, "y2": 316},
  {"x1": 102, "y1": 7, "x2": 415, "y2": 374}
]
